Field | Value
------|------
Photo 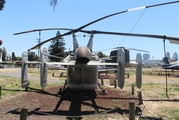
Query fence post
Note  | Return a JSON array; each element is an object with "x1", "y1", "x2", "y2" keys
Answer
[
  {"x1": 60, "y1": 72, "x2": 63, "y2": 77},
  {"x1": 101, "y1": 77, "x2": 104, "y2": 86},
  {"x1": 138, "y1": 91, "x2": 143, "y2": 105},
  {"x1": 129, "y1": 100, "x2": 135, "y2": 120},
  {"x1": 0, "y1": 86, "x2": 1, "y2": 98},
  {"x1": 131, "y1": 84, "x2": 134, "y2": 95},
  {"x1": 52, "y1": 73, "x2": 54, "y2": 77},
  {"x1": 127, "y1": 73, "x2": 129, "y2": 78},
  {"x1": 20, "y1": 108, "x2": 28, "y2": 120},
  {"x1": 114, "y1": 79, "x2": 117, "y2": 88}
]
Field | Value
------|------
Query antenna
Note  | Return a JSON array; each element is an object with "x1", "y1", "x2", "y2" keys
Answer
[
  {"x1": 36, "y1": 31, "x2": 41, "y2": 69},
  {"x1": 36, "y1": 31, "x2": 41, "y2": 60}
]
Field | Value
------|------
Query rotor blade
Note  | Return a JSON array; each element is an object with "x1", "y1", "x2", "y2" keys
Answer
[
  {"x1": 93, "y1": 47, "x2": 118, "y2": 53},
  {"x1": 80, "y1": 30, "x2": 179, "y2": 41},
  {"x1": 94, "y1": 46, "x2": 149, "y2": 54},
  {"x1": 169, "y1": 40, "x2": 179, "y2": 44},
  {"x1": 77, "y1": 0, "x2": 179, "y2": 31},
  {"x1": 28, "y1": 1, "x2": 179, "y2": 50},
  {"x1": 48, "y1": 54, "x2": 64, "y2": 59},
  {"x1": 13, "y1": 28, "x2": 74, "y2": 35},
  {"x1": 126, "y1": 48, "x2": 149, "y2": 53}
]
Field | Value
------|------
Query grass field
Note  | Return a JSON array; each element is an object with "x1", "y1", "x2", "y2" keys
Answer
[{"x1": 0, "y1": 68, "x2": 179, "y2": 119}]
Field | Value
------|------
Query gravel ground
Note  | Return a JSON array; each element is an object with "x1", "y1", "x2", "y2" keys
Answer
[{"x1": 0, "y1": 86, "x2": 138, "y2": 120}]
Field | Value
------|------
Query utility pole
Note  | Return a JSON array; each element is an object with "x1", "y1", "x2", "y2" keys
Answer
[{"x1": 36, "y1": 31, "x2": 41, "y2": 69}]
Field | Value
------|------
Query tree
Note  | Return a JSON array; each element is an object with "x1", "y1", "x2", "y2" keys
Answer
[
  {"x1": 1, "y1": 47, "x2": 7, "y2": 61},
  {"x1": 16, "y1": 56, "x2": 22, "y2": 61},
  {"x1": 27, "y1": 51, "x2": 38, "y2": 68},
  {"x1": 28, "y1": 51, "x2": 38, "y2": 61},
  {"x1": 0, "y1": 0, "x2": 5, "y2": 11},
  {"x1": 97, "y1": 52, "x2": 108, "y2": 58},
  {"x1": 0, "y1": 0, "x2": 57, "y2": 11},
  {"x1": 48, "y1": 31, "x2": 66, "y2": 62},
  {"x1": 50, "y1": 0, "x2": 58, "y2": 10}
]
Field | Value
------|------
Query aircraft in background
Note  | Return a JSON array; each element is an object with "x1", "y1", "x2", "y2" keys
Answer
[
  {"x1": 125, "y1": 52, "x2": 178, "y2": 68},
  {"x1": 102, "y1": 50, "x2": 178, "y2": 68},
  {"x1": 140, "y1": 52, "x2": 178, "y2": 68},
  {"x1": 162, "y1": 56, "x2": 179, "y2": 70},
  {"x1": 0, "y1": 51, "x2": 20, "y2": 68}
]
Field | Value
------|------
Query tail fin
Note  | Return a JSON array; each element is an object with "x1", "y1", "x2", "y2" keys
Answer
[
  {"x1": 136, "y1": 53, "x2": 142, "y2": 89},
  {"x1": 170, "y1": 52, "x2": 178, "y2": 62},
  {"x1": 12, "y1": 52, "x2": 17, "y2": 60},
  {"x1": 143, "y1": 53, "x2": 150, "y2": 60},
  {"x1": 166, "y1": 52, "x2": 170, "y2": 60},
  {"x1": 87, "y1": 34, "x2": 94, "y2": 52},
  {"x1": 73, "y1": 34, "x2": 79, "y2": 52},
  {"x1": 117, "y1": 48, "x2": 125, "y2": 89},
  {"x1": 40, "y1": 48, "x2": 48, "y2": 89},
  {"x1": 163, "y1": 57, "x2": 169, "y2": 64},
  {"x1": 21, "y1": 51, "x2": 28, "y2": 88}
]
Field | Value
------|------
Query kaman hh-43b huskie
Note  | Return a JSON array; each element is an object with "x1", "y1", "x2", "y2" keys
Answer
[{"x1": 14, "y1": 1, "x2": 179, "y2": 95}]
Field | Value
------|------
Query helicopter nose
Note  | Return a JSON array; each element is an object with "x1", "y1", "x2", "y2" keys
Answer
[{"x1": 75, "y1": 46, "x2": 91, "y2": 64}]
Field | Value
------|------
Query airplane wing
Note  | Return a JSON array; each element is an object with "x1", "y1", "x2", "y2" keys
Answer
[{"x1": 163, "y1": 64, "x2": 179, "y2": 69}]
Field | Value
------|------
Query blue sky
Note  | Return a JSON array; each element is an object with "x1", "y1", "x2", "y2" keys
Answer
[{"x1": 0, "y1": 0, "x2": 179, "y2": 59}]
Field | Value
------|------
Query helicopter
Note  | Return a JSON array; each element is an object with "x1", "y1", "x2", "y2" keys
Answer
[
  {"x1": 14, "y1": 1, "x2": 179, "y2": 89},
  {"x1": 20, "y1": 32, "x2": 142, "y2": 92},
  {"x1": 14, "y1": 1, "x2": 179, "y2": 110}
]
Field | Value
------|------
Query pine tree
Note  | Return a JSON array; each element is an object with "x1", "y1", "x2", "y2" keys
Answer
[
  {"x1": 48, "y1": 31, "x2": 66, "y2": 62},
  {"x1": 0, "y1": 0, "x2": 58, "y2": 11},
  {"x1": 2, "y1": 47, "x2": 6, "y2": 61},
  {"x1": 0, "y1": 0, "x2": 5, "y2": 11},
  {"x1": 28, "y1": 51, "x2": 38, "y2": 61}
]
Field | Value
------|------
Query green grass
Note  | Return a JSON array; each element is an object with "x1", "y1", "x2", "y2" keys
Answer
[
  {"x1": 159, "y1": 109, "x2": 179, "y2": 120},
  {"x1": 0, "y1": 75, "x2": 24, "y2": 99},
  {"x1": 0, "y1": 74, "x2": 63, "y2": 100},
  {"x1": 28, "y1": 68, "x2": 67, "y2": 81}
]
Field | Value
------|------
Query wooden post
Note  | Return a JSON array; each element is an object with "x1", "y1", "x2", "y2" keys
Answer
[
  {"x1": 101, "y1": 77, "x2": 104, "y2": 86},
  {"x1": 52, "y1": 73, "x2": 54, "y2": 77},
  {"x1": 60, "y1": 72, "x2": 63, "y2": 77},
  {"x1": 127, "y1": 73, "x2": 129, "y2": 78},
  {"x1": 138, "y1": 91, "x2": 143, "y2": 105},
  {"x1": 131, "y1": 84, "x2": 134, "y2": 95},
  {"x1": 114, "y1": 79, "x2": 117, "y2": 88},
  {"x1": 129, "y1": 100, "x2": 135, "y2": 120},
  {"x1": 0, "y1": 86, "x2": 1, "y2": 98},
  {"x1": 168, "y1": 73, "x2": 170, "y2": 77},
  {"x1": 20, "y1": 108, "x2": 28, "y2": 120},
  {"x1": 25, "y1": 83, "x2": 28, "y2": 92}
]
